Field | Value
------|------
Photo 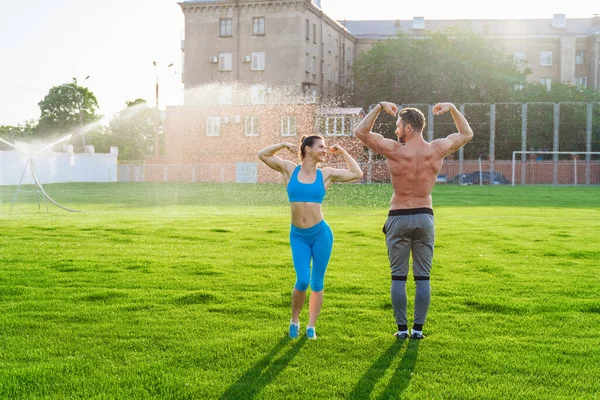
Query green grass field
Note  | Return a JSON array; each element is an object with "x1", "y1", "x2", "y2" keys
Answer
[{"x1": 0, "y1": 183, "x2": 598, "y2": 399}]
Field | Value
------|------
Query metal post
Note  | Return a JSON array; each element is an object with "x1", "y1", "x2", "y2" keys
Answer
[
  {"x1": 79, "y1": 106, "x2": 86, "y2": 148},
  {"x1": 553, "y1": 103, "x2": 560, "y2": 185},
  {"x1": 574, "y1": 155, "x2": 578, "y2": 186},
  {"x1": 459, "y1": 104, "x2": 465, "y2": 175},
  {"x1": 489, "y1": 104, "x2": 495, "y2": 174},
  {"x1": 586, "y1": 103, "x2": 592, "y2": 185},
  {"x1": 511, "y1": 151, "x2": 516, "y2": 187},
  {"x1": 427, "y1": 104, "x2": 434, "y2": 142},
  {"x1": 521, "y1": 103, "x2": 528, "y2": 185},
  {"x1": 367, "y1": 148, "x2": 373, "y2": 183}
]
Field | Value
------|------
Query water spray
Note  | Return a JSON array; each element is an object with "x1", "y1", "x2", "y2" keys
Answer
[{"x1": 0, "y1": 134, "x2": 82, "y2": 213}]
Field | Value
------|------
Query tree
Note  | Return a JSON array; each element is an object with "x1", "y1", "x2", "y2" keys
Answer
[
  {"x1": 36, "y1": 78, "x2": 100, "y2": 147},
  {"x1": 100, "y1": 99, "x2": 159, "y2": 161},
  {"x1": 351, "y1": 28, "x2": 527, "y2": 110},
  {"x1": 350, "y1": 29, "x2": 600, "y2": 159},
  {"x1": 0, "y1": 121, "x2": 36, "y2": 150}
]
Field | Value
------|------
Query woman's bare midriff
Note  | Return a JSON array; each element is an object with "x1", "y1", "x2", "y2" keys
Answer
[{"x1": 290, "y1": 202, "x2": 324, "y2": 228}]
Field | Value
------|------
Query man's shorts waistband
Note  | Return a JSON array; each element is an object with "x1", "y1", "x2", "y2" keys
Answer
[{"x1": 388, "y1": 208, "x2": 433, "y2": 216}]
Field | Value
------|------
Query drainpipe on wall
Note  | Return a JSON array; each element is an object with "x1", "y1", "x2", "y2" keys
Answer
[
  {"x1": 320, "y1": 7, "x2": 324, "y2": 98},
  {"x1": 592, "y1": 35, "x2": 600, "y2": 91},
  {"x1": 236, "y1": 0, "x2": 240, "y2": 82}
]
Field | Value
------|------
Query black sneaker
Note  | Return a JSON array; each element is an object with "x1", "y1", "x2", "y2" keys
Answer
[
  {"x1": 394, "y1": 330, "x2": 409, "y2": 339},
  {"x1": 410, "y1": 329, "x2": 425, "y2": 339}
]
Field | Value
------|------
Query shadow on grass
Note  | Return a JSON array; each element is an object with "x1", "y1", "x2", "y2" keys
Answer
[
  {"x1": 220, "y1": 336, "x2": 306, "y2": 400},
  {"x1": 349, "y1": 339, "x2": 420, "y2": 400}
]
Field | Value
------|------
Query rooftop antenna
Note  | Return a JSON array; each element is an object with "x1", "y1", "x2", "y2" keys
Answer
[{"x1": 0, "y1": 134, "x2": 82, "y2": 213}]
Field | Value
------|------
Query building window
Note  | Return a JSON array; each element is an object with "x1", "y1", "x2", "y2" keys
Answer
[
  {"x1": 313, "y1": 23, "x2": 317, "y2": 44},
  {"x1": 576, "y1": 77, "x2": 587, "y2": 89},
  {"x1": 302, "y1": 84, "x2": 316, "y2": 103},
  {"x1": 513, "y1": 51, "x2": 526, "y2": 64},
  {"x1": 576, "y1": 50, "x2": 585, "y2": 65},
  {"x1": 251, "y1": 51, "x2": 265, "y2": 70},
  {"x1": 328, "y1": 64, "x2": 331, "y2": 81},
  {"x1": 540, "y1": 51, "x2": 552, "y2": 66},
  {"x1": 335, "y1": 39, "x2": 338, "y2": 56},
  {"x1": 328, "y1": 34, "x2": 332, "y2": 52},
  {"x1": 305, "y1": 19, "x2": 310, "y2": 40},
  {"x1": 217, "y1": 85, "x2": 233, "y2": 104},
  {"x1": 245, "y1": 116, "x2": 259, "y2": 136},
  {"x1": 281, "y1": 116, "x2": 297, "y2": 136},
  {"x1": 220, "y1": 19, "x2": 232, "y2": 37},
  {"x1": 303, "y1": 88, "x2": 316, "y2": 103},
  {"x1": 250, "y1": 84, "x2": 265, "y2": 104},
  {"x1": 540, "y1": 78, "x2": 552, "y2": 91},
  {"x1": 311, "y1": 56, "x2": 316, "y2": 75},
  {"x1": 207, "y1": 116, "x2": 220, "y2": 136},
  {"x1": 305, "y1": 53, "x2": 310, "y2": 73},
  {"x1": 347, "y1": 47, "x2": 352, "y2": 65},
  {"x1": 325, "y1": 116, "x2": 352, "y2": 136},
  {"x1": 252, "y1": 17, "x2": 265, "y2": 36},
  {"x1": 218, "y1": 53, "x2": 232, "y2": 71}
]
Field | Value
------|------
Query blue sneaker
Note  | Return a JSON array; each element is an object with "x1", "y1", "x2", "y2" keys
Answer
[
  {"x1": 306, "y1": 326, "x2": 317, "y2": 340},
  {"x1": 289, "y1": 323, "x2": 299, "y2": 339}
]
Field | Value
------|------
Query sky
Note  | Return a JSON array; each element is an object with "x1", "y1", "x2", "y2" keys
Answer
[{"x1": 0, "y1": 0, "x2": 598, "y2": 126}]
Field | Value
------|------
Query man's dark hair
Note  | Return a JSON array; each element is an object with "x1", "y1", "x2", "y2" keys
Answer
[{"x1": 399, "y1": 108, "x2": 426, "y2": 133}]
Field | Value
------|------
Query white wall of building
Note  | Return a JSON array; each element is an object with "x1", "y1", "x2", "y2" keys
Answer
[{"x1": 0, "y1": 148, "x2": 118, "y2": 186}]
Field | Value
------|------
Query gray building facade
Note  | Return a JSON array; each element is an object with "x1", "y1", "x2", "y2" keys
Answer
[{"x1": 180, "y1": 1, "x2": 600, "y2": 99}]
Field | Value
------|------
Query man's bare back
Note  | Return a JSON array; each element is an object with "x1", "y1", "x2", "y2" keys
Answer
[
  {"x1": 353, "y1": 101, "x2": 473, "y2": 338},
  {"x1": 354, "y1": 102, "x2": 473, "y2": 209},
  {"x1": 386, "y1": 140, "x2": 444, "y2": 209}
]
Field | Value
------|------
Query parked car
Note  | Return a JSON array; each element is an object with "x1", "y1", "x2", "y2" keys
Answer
[
  {"x1": 448, "y1": 170, "x2": 510, "y2": 185},
  {"x1": 436, "y1": 174, "x2": 448, "y2": 184}
]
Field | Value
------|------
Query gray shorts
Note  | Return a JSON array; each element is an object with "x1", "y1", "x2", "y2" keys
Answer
[{"x1": 383, "y1": 208, "x2": 435, "y2": 279}]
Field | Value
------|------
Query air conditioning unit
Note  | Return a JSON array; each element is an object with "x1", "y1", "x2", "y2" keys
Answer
[
  {"x1": 243, "y1": 55, "x2": 251, "y2": 63},
  {"x1": 209, "y1": 56, "x2": 218, "y2": 63}
]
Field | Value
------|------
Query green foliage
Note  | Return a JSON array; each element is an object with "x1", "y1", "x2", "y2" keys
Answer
[
  {"x1": 351, "y1": 29, "x2": 527, "y2": 108},
  {"x1": 350, "y1": 30, "x2": 600, "y2": 157},
  {"x1": 0, "y1": 183, "x2": 598, "y2": 398},
  {"x1": 98, "y1": 99, "x2": 159, "y2": 161},
  {"x1": 0, "y1": 121, "x2": 36, "y2": 150},
  {"x1": 36, "y1": 78, "x2": 100, "y2": 140}
]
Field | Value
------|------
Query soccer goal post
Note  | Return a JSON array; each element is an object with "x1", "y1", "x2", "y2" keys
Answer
[{"x1": 511, "y1": 151, "x2": 600, "y2": 186}]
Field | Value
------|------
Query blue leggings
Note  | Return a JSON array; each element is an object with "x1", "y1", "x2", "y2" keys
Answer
[{"x1": 290, "y1": 220, "x2": 334, "y2": 292}]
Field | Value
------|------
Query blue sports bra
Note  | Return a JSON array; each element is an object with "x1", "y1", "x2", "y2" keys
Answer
[{"x1": 287, "y1": 165, "x2": 326, "y2": 203}]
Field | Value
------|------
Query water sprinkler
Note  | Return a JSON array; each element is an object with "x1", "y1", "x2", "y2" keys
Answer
[{"x1": 1, "y1": 134, "x2": 82, "y2": 213}]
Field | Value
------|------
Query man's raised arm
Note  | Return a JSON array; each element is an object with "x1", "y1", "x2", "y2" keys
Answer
[
  {"x1": 431, "y1": 103, "x2": 474, "y2": 156},
  {"x1": 354, "y1": 102, "x2": 399, "y2": 155}
]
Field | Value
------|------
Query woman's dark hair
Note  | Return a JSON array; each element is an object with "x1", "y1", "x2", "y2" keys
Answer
[{"x1": 299, "y1": 135, "x2": 323, "y2": 160}]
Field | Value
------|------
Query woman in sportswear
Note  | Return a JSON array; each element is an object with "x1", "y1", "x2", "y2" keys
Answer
[{"x1": 258, "y1": 135, "x2": 363, "y2": 339}]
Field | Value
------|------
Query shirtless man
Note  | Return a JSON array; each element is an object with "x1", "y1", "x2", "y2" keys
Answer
[{"x1": 354, "y1": 102, "x2": 473, "y2": 339}]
